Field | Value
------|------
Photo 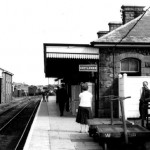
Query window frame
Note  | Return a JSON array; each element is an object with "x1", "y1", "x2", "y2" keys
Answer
[{"x1": 120, "y1": 58, "x2": 140, "y2": 73}]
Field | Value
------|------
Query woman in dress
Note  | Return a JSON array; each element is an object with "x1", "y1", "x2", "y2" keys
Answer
[{"x1": 76, "y1": 82, "x2": 93, "y2": 133}]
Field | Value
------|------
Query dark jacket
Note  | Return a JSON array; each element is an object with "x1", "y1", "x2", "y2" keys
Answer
[
  {"x1": 140, "y1": 87, "x2": 150, "y2": 102},
  {"x1": 57, "y1": 87, "x2": 68, "y2": 103}
]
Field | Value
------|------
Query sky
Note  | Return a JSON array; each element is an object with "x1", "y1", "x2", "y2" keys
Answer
[{"x1": 0, "y1": 0, "x2": 149, "y2": 85}]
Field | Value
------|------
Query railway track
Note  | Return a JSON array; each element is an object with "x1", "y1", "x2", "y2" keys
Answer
[
  {"x1": 0, "y1": 97, "x2": 28, "y2": 115},
  {"x1": 0, "y1": 98, "x2": 32, "y2": 126},
  {"x1": 0, "y1": 96, "x2": 41, "y2": 150}
]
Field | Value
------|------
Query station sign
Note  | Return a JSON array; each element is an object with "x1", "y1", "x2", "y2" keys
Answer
[{"x1": 79, "y1": 64, "x2": 98, "y2": 72}]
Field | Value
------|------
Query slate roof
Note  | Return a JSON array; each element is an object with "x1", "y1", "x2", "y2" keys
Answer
[{"x1": 92, "y1": 10, "x2": 150, "y2": 44}]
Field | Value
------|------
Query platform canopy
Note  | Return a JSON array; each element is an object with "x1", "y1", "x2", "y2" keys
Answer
[
  {"x1": 44, "y1": 44, "x2": 99, "y2": 83},
  {"x1": 45, "y1": 45, "x2": 99, "y2": 59}
]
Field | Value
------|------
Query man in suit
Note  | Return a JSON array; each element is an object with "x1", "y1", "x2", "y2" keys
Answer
[{"x1": 57, "y1": 83, "x2": 68, "y2": 116}]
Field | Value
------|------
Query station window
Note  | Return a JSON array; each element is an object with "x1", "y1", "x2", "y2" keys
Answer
[{"x1": 120, "y1": 58, "x2": 140, "y2": 76}]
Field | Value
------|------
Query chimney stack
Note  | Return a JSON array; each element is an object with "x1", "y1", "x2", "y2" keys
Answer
[
  {"x1": 97, "y1": 31, "x2": 109, "y2": 38},
  {"x1": 108, "y1": 22, "x2": 122, "y2": 32},
  {"x1": 121, "y1": 5, "x2": 145, "y2": 24}
]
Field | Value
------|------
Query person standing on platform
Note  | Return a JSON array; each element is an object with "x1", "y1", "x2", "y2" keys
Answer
[
  {"x1": 46, "y1": 91, "x2": 49, "y2": 102},
  {"x1": 42, "y1": 91, "x2": 46, "y2": 102},
  {"x1": 139, "y1": 81, "x2": 150, "y2": 119},
  {"x1": 76, "y1": 82, "x2": 93, "y2": 133},
  {"x1": 57, "y1": 83, "x2": 68, "y2": 116},
  {"x1": 56, "y1": 86, "x2": 60, "y2": 104}
]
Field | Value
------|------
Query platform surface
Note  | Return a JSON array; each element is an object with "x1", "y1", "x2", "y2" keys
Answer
[{"x1": 23, "y1": 96, "x2": 102, "y2": 150}]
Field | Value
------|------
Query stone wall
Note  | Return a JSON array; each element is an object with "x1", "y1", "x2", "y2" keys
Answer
[
  {"x1": 98, "y1": 48, "x2": 150, "y2": 118},
  {"x1": 98, "y1": 52, "x2": 118, "y2": 117}
]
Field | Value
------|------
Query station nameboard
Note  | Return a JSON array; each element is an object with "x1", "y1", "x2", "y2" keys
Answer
[{"x1": 79, "y1": 64, "x2": 97, "y2": 72}]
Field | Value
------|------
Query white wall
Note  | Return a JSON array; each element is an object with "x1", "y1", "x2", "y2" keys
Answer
[
  {"x1": 119, "y1": 74, "x2": 150, "y2": 118},
  {"x1": 87, "y1": 82, "x2": 95, "y2": 117}
]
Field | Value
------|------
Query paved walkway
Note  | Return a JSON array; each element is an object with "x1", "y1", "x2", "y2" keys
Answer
[{"x1": 24, "y1": 96, "x2": 102, "y2": 150}]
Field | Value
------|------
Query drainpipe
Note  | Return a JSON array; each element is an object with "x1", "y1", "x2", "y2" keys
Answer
[
  {"x1": 112, "y1": 47, "x2": 115, "y2": 96},
  {"x1": 95, "y1": 52, "x2": 100, "y2": 117}
]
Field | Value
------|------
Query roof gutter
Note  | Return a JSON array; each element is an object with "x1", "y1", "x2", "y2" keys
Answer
[
  {"x1": 93, "y1": 44, "x2": 150, "y2": 48},
  {"x1": 0, "y1": 68, "x2": 13, "y2": 76}
]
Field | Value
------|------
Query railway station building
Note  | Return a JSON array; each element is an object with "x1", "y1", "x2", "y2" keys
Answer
[
  {"x1": 0, "y1": 68, "x2": 13, "y2": 104},
  {"x1": 44, "y1": 5, "x2": 150, "y2": 118}
]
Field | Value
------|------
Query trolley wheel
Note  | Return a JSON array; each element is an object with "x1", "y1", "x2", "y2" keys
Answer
[
  {"x1": 144, "y1": 141, "x2": 150, "y2": 150},
  {"x1": 99, "y1": 141, "x2": 108, "y2": 150},
  {"x1": 103, "y1": 142, "x2": 108, "y2": 150}
]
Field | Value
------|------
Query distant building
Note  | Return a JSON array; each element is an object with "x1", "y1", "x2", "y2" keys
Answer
[
  {"x1": 0, "y1": 68, "x2": 13, "y2": 103},
  {"x1": 28, "y1": 85, "x2": 37, "y2": 96},
  {"x1": 13, "y1": 82, "x2": 29, "y2": 97},
  {"x1": 36, "y1": 85, "x2": 44, "y2": 92}
]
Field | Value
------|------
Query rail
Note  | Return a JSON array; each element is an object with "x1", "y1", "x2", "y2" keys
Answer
[
  {"x1": 0, "y1": 98, "x2": 40, "y2": 149},
  {"x1": 14, "y1": 100, "x2": 40, "y2": 150}
]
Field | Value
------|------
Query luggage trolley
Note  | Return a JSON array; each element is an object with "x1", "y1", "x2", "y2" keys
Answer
[
  {"x1": 94, "y1": 96, "x2": 150, "y2": 150},
  {"x1": 87, "y1": 95, "x2": 132, "y2": 138}
]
